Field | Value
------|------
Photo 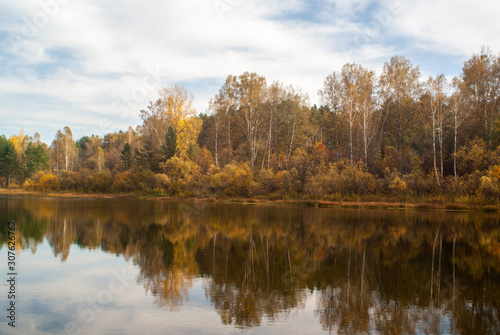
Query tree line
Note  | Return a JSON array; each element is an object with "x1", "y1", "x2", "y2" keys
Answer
[{"x1": 2, "y1": 47, "x2": 500, "y2": 203}]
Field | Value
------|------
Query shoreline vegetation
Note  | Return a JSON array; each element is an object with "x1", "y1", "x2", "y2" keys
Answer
[
  {"x1": 2, "y1": 188, "x2": 499, "y2": 212},
  {"x1": 3, "y1": 49, "x2": 500, "y2": 210}
]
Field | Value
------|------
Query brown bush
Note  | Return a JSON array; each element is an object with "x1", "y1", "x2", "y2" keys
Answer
[{"x1": 111, "y1": 171, "x2": 138, "y2": 192}]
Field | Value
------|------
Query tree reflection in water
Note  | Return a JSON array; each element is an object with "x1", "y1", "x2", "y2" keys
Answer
[{"x1": 1, "y1": 196, "x2": 499, "y2": 334}]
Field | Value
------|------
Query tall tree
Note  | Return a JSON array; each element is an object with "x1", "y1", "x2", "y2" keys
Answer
[
  {"x1": 461, "y1": 47, "x2": 500, "y2": 144},
  {"x1": 0, "y1": 136, "x2": 19, "y2": 187},
  {"x1": 319, "y1": 74, "x2": 342, "y2": 161},
  {"x1": 379, "y1": 56, "x2": 421, "y2": 151},
  {"x1": 163, "y1": 125, "x2": 177, "y2": 160},
  {"x1": 320, "y1": 63, "x2": 376, "y2": 166},
  {"x1": 279, "y1": 85, "x2": 310, "y2": 169},
  {"x1": 354, "y1": 66, "x2": 377, "y2": 169},
  {"x1": 23, "y1": 143, "x2": 49, "y2": 178},
  {"x1": 120, "y1": 143, "x2": 133, "y2": 170},
  {"x1": 134, "y1": 134, "x2": 163, "y2": 173},
  {"x1": 263, "y1": 81, "x2": 285, "y2": 169},
  {"x1": 51, "y1": 126, "x2": 77, "y2": 171},
  {"x1": 77, "y1": 135, "x2": 105, "y2": 170},
  {"x1": 208, "y1": 76, "x2": 239, "y2": 166},
  {"x1": 94, "y1": 147, "x2": 105, "y2": 172},
  {"x1": 450, "y1": 78, "x2": 471, "y2": 178},
  {"x1": 10, "y1": 129, "x2": 27, "y2": 155},
  {"x1": 234, "y1": 72, "x2": 267, "y2": 167},
  {"x1": 421, "y1": 75, "x2": 448, "y2": 187}
]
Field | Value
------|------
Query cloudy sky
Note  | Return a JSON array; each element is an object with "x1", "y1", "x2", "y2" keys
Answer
[{"x1": 1, "y1": 0, "x2": 499, "y2": 143}]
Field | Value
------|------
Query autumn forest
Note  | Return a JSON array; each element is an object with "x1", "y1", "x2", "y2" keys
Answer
[{"x1": 2, "y1": 47, "x2": 500, "y2": 204}]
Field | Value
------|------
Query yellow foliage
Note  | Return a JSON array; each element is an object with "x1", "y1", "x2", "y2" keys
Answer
[
  {"x1": 274, "y1": 170, "x2": 298, "y2": 195},
  {"x1": 22, "y1": 178, "x2": 35, "y2": 190},
  {"x1": 389, "y1": 176, "x2": 407, "y2": 193},
  {"x1": 478, "y1": 166, "x2": 500, "y2": 200},
  {"x1": 9, "y1": 129, "x2": 25, "y2": 154},
  {"x1": 160, "y1": 157, "x2": 201, "y2": 195},
  {"x1": 489, "y1": 165, "x2": 500, "y2": 181},
  {"x1": 38, "y1": 173, "x2": 60, "y2": 192},
  {"x1": 177, "y1": 116, "x2": 202, "y2": 157},
  {"x1": 210, "y1": 163, "x2": 253, "y2": 196}
]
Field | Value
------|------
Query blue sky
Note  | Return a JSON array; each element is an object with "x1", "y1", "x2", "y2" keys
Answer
[{"x1": 1, "y1": 0, "x2": 499, "y2": 144}]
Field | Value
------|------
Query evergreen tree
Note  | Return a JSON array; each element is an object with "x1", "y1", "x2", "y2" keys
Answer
[
  {"x1": 135, "y1": 135, "x2": 163, "y2": 173},
  {"x1": 23, "y1": 143, "x2": 49, "y2": 178},
  {"x1": 0, "y1": 137, "x2": 20, "y2": 187},
  {"x1": 163, "y1": 125, "x2": 177, "y2": 160},
  {"x1": 120, "y1": 143, "x2": 133, "y2": 170},
  {"x1": 187, "y1": 142, "x2": 197, "y2": 162}
]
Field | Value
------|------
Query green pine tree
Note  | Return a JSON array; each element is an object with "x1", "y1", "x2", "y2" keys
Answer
[
  {"x1": 0, "y1": 136, "x2": 20, "y2": 187},
  {"x1": 163, "y1": 126, "x2": 177, "y2": 160},
  {"x1": 135, "y1": 135, "x2": 163, "y2": 173},
  {"x1": 23, "y1": 143, "x2": 49, "y2": 178},
  {"x1": 120, "y1": 143, "x2": 133, "y2": 170}
]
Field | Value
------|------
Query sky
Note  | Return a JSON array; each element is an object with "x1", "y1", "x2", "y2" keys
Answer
[{"x1": 1, "y1": 0, "x2": 499, "y2": 144}]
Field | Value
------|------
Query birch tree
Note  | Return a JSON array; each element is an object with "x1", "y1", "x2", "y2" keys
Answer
[
  {"x1": 52, "y1": 126, "x2": 77, "y2": 171},
  {"x1": 213, "y1": 75, "x2": 239, "y2": 165},
  {"x1": 461, "y1": 47, "x2": 499, "y2": 143},
  {"x1": 450, "y1": 77, "x2": 470, "y2": 178},
  {"x1": 279, "y1": 86, "x2": 310, "y2": 169},
  {"x1": 320, "y1": 64, "x2": 375, "y2": 166},
  {"x1": 421, "y1": 75, "x2": 447, "y2": 187},
  {"x1": 319, "y1": 73, "x2": 342, "y2": 161},
  {"x1": 235, "y1": 72, "x2": 267, "y2": 167},
  {"x1": 354, "y1": 66, "x2": 377, "y2": 169},
  {"x1": 379, "y1": 56, "x2": 421, "y2": 151},
  {"x1": 263, "y1": 81, "x2": 285, "y2": 169}
]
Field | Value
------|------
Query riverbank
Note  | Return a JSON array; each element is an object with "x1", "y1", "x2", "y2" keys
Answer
[{"x1": 1, "y1": 188, "x2": 499, "y2": 212}]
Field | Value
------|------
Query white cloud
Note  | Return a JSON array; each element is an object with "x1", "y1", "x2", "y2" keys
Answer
[{"x1": 392, "y1": 0, "x2": 500, "y2": 56}]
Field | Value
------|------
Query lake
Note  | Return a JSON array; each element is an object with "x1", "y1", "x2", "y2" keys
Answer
[{"x1": 1, "y1": 195, "x2": 499, "y2": 334}]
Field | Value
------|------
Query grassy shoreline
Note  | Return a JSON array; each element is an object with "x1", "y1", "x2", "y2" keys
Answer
[{"x1": 1, "y1": 188, "x2": 499, "y2": 212}]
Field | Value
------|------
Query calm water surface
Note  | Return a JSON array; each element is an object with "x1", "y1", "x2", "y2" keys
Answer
[{"x1": 0, "y1": 196, "x2": 499, "y2": 334}]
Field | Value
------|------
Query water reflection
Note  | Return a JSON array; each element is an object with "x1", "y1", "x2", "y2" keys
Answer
[{"x1": 1, "y1": 196, "x2": 499, "y2": 334}]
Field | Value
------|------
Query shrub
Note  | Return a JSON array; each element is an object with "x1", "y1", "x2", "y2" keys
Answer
[
  {"x1": 58, "y1": 170, "x2": 82, "y2": 191},
  {"x1": 136, "y1": 169, "x2": 159, "y2": 193},
  {"x1": 39, "y1": 173, "x2": 60, "y2": 192},
  {"x1": 85, "y1": 171, "x2": 113, "y2": 193},
  {"x1": 456, "y1": 139, "x2": 490, "y2": 176},
  {"x1": 403, "y1": 171, "x2": 437, "y2": 196},
  {"x1": 21, "y1": 178, "x2": 35, "y2": 190},
  {"x1": 253, "y1": 169, "x2": 275, "y2": 196},
  {"x1": 274, "y1": 169, "x2": 300, "y2": 196},
  {"x1": 210, "y1": 163, "x2": 253, "y2": 196},
  {"x1": 478, "y1": 166, "x2": 500, "y2": 201},
  {"x1": 304, "y1": 164, "x2": 338, "y2": 195},
  {"x1": 160, "y1": 157, "x2": 201, "y2": 195},
  {"x1": 338, "y1": 165, "x2": 377, "y2": 195},
  {"x1": 464, "y1": 170, "x2": 484, "y2": 195},
  {"x1": 389, "y1": 176, "x2": 407, "y2": 194},
  {"x1": 196, "y1": 148, "x2": 213, "y2": 175},
  {"x1": 155, "y1": 173, "x2": 170, "y2": 193},
  {"x1": 111, "y1": 171, "x2": 138, "y2": 192},
  {"x1": 442, "y1": 176, "x2": 468, "y2": 197}
]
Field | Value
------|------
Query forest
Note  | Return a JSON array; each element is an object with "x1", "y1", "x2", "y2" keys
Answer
[{"x1": 2, "y1": 47, "x2": 500, "y2": 205}]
